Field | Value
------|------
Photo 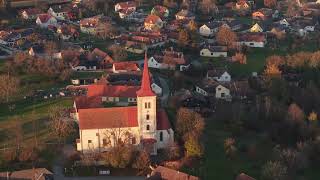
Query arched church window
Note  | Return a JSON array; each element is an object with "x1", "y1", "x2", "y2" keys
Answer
[
  {"x1": 148, "y1": 102, "x2": 151, "y2": 108},
  {"x1": 146, "y1": 114, "x2": 150, "y2": 120},
  {"x1": 146, "y1": 125, "x2": 150, "y2": 131}
]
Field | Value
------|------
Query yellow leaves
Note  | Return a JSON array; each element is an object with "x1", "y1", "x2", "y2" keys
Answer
[{"x1": 308, "y1": 111, "x2": 318, "y2": 122}]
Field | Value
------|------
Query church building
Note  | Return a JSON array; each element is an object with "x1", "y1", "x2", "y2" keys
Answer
[{"x1": 75, "y1": 54, "x2": 174, "y2": 155}]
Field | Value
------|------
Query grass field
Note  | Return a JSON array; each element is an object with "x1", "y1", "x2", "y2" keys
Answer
[{"x1": 0, "y1": 98, "x2": 73, "y2": 147}]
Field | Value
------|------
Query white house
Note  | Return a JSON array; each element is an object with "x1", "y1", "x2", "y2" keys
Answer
[
  {"x1": 199, "y1": 24, "x2": 216, "y2": 37},
  {"x1": 279, "y1": 19, "x2": 290, "y2": 27},
  {"x1": 207, "y1": 69, "x2": 231, "y2": 82},
  {"x1": 238, "y1": 34, "x2": 266, "y2": 48},
  {"x1": 36, "y1": 14, "x2": 57, "y2": 28},
  {"x1": 196, "y1": 82, "x2": 231, "y2": 100},
  {"x1": 200, "y1": 46, "x2": 228, "y2": 57},
  {"x1": 48, "y1": 6, "x2": 69, "y2": 20}
]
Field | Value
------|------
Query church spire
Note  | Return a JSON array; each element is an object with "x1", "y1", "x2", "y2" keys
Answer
[{"x1": 137, "y1": 52, "x2": 155, "y2": 97}]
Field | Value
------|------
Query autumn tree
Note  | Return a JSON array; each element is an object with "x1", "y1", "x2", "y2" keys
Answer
[
  {"x1": 109, "y1": 44, "x2": 128, "y2": 61},
  {"x1": 0, "y1": 74, "x2": 20, "y2": 102},
  {"x1": 176, "y1": 108, "x2": 205, "y2": 138},
  {"x1": 309, "y1": 51, "x2": 320, "y2": 68},
  {"x1": 48, "y1": 106, "x2": 75, "y2": 143},
  {"x1": 132, "y1": 149, "x2": 151, "y2": 174},
  {"x1": 184, "y1": 132, "x2": 204, "y2": 157},
  {"x1": 216, "y1": 26, "x2": 238, "y2": 48},
  {"x1": 103, "y1": 145, "x2": 135, "y2": 168},
  {"x1": 187, "y1": 19, "x2": 198, "y2": 32},
  {"x1": 178, "y1": 29, "x2": 190, "y2": 47},
  {"x1": 232, "y1": 53, "x2": 247, "y2": 64},
  {"x1": 44, "y1": 41, "x2": 57, "y2": 60},
  {"x1": 286, "y1": 0, "x2": 301, "y2": 17},
  {"x1": 308, "y1": 111, "x2": 317, "y2": 122},
  {"x1": 198, "y1": 0, "x2": 218, "y2": 15},
  {"x1": 261, "y1": 161, "x2": 288, "y2": 180},
  {"x1": 287, "y1": 103, "x2": 305, "y2": 124},
  {"x1": 224, "y1": 138, "x2": 237, "y2": 158},
  {"x1": 163, "y1": 0, "x2": 178, "y2": 8},
  {"x1": 264, "y1": 0, "x2": 277, "y2": 8}
]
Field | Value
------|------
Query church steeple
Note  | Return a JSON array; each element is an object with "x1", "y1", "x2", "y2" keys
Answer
[{"x1": 137, "y1": 52, "x2": 155, "y2": 97}]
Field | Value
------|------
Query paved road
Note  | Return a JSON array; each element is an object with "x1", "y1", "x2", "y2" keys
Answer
[{"x1": 159, "y1": 76, "x2": 169, "y2": 107}]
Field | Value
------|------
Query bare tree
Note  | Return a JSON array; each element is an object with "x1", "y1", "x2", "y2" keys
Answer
[
  {"x1": 198, "y1": 0, "x2": 218, "y2": 15},
  {"x1": 48, "y1": 106, "x2": 75, "y2": 144},
  {"x1": 264, "y1": 0, "x2": 277, "y2": 8},
  {"x1": 0, "y1": 74, "x2": 20, "y2": 102}
]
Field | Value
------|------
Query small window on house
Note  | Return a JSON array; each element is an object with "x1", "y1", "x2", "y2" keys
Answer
[
  {"x1": 146, "y1": 125, "x2": 150, "y2": 131},
  {"x1": 146, "y1": 114, "x2": 150, "y2": 120},
  {"x1": 249, "y1": 43, "x2": 254, "y2": 45},
  {"x1": 218, "y1": 88, "x2": 221, "y2": 91},
  {"x1": 145, "y1": 102, "x2": 148, "y2": 108},
  {"x1": 160, "y1": 132, "x2": 163, "y2": 141},
  {"x1": 148, "y1": 102, "x2": 151, "y2": 108},
  {"x1": 211, "y1": 53, "x2": 214, "y2": 55},
  {"x1": 88, "y1": 140, "x2": 92, "y2": 143},
  {"x1": 132, "y1": 137, "x2": 136, "y2": 144},
  {"x1": 221, "y1": 93, "x2": 225, "y2": 97}
]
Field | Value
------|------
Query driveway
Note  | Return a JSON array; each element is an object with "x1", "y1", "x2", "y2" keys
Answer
[{"x1": 158, "y1": 76, "x2": 170, "y2": 107}]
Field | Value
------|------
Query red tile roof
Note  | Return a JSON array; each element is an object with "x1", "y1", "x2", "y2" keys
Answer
[
  {"x1": 236, "y1": 173, "x2": 256, "y2": 180},
  {"x1": 145, "y1": 15, "x2": 162, "y2": 24},
  {"x1": 86, "y1": 84, "x2": 140, "y2": 98},
  {"x1": 150, "y1": 166, "x2": 199, "y2": 180},
  {"x1": 78, "y1": 106, "x2": 138, "y2": 129},
  {"x1": 113, "y1": 62, "x2": 140, "y2": 72},
  {"x1": 156, "y1": 109, "x2": 172, "y2": 130},
  {"x1": 137, "y1": 53, "x2": 156, "y2": 97},
  {"x1": 21, "y1": 8, "x2": 43, "y2": 15},
  {"x1": 117, "y1": 1, "x2": 136, "y2": 10},
  {"x1": 37, "y1": 14, "x2": 54, "y2": 23},
  {"x1": 75, "y1": 96, "x2": 102, "y2": 109}
]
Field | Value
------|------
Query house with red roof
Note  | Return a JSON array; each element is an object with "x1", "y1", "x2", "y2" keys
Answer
[
  {"x1": 144, "y1": 15, "x2": 163, "y2": 31},
  {"x1": 75, "y1": 54, "x2": 174, "y2": 155},
  {"x1": 36, "y1": 14, "x2": 57, "y2": 28},
  {"x1": 112, "y1": 62, "x2": 140, "y2": 73},
  {"x1": 114, "y1": 1, "x2": 136, "y2": 12}
]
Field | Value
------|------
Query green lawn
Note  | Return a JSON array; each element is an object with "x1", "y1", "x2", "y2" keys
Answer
[
  {"x1": 0, "y1": 98, "x2": 73, "y2": 146},
  {"x1": 71, "y1": 71, "x2": 105, "y2": 79}
]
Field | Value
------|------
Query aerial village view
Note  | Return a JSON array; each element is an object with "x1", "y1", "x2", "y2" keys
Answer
[{"x1": 0, "y1": 0, "x2": 320, "y2": 179}]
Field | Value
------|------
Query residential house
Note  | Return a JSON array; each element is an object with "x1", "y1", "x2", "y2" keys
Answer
[
  {"x1": 144, "y1": 15, "x2": 163, "y2": 31},
  {"x1": 20, "y1": 8, "x2": 43, "y2": 20},
  {"x1": 80, "y1": 15, "x2": 112, "y2": 35},
  {"x1": 236, "y1": 0, "x2": 251, "y2": 11},
  {"x1": 118, "y1": 8, "x2": 136, "y2": 19},
  {"x1": 36, "y1": 14, "x2": 57, "y2": 28},
  {"x1": 200, "y1": 46, "x2": 228, "y2": 57},
  {"x1": 115, "y1": 1, "x2": 136, "y2": 12},
  {"x1": 28, "y1": 44, "x2": 45, "y2": 56},
  {"x1": 88, "y1": 48, "x2": 113, "y2": 69},
  {"x1": 199, "y1": 22, "x2": 222, "y2": 37},
  {"x1": 270, "y1": 25, "x2": 286, "y2": 38},
  {"x1": 0, "y1": 168, "x2": 53, "y2": 180},
  {"x1": 148, "y1": 48, "x2": 187, "y2": 70},
  {"x1": 112, "y1": 62, "x2": 140, "y2": 73},
  {"x1": 122, "y1": 31, "x2": 168, "y2": 51},
  {"x1": 207, "y1": 68, "x2": 231, "y2": 82},
  {"x1": 252, "y1": 8, "x2": 273, "y2": 20},
  {"x1": 48, "y1": 4, "x2": 74, "y2": 20},
  {"x1": 279, "y1": 18, "x2": 290, "y2": 27},
  {"x1": 196, "y1": 80, "x2": 232, "y2": 100},
  {"x1": 75, "y1": 56, "x2": 174, "y2": 155},
  {"x1": 238, "y1": 33, "x2": 266, "y2": 48},
  {"x1": 57, "y1": 24, "x2": 79, "y2": 40},
  {"x1": 227, "y1": 20, "x2": 245, "y2": 31},
  {"x1": 151, "y1": 5, "x2": 169, "y2": 18},
  {"x1": 175, "y1": 9, "x2": 195, "y2": 21},
  {"x1": 250, "y1": 23, "x2": 264, "y2": 32},
  {"x1": 147, "y1": 166, "x2": 199, "y2": 180}
]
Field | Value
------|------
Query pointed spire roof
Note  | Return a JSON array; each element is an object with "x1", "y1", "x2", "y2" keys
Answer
[{"x1": 137, "y1": 52, "x2": 155, "y2": 97}]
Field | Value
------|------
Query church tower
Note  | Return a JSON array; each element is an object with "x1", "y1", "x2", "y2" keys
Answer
[{"x1": 137, "y1": 53, "x2": 157, "y2": 154}]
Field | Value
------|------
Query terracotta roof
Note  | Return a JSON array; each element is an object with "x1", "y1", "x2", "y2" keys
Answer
[
  {"x1": 0, "y1": 168, "x2": 53, "y2": 180},
  {"x1": 145, "y1": 15, "x2": 162, "y2": 24},
  {"x1": 239, "y1": 33, "x2": 266, "y2": 42},
  {"x1": 113, "y1": 62, "x2": 140, "y2": 72},
  {"x1": 137, "y1": 53, "x2": 156, "y2": 97},
  {"x1": 78, "y1": 107, "x2": 138, "y2": 129},
  {"x1": 236, "y1": 173, "x2": 256, "y2": 180},
  {"x1": 75, "y1": 96, "x2": 102, "y2": 109},
  {"x1": 86, "y1": 84, "x2": 140, "y2": 98},
  {"x1": 37, "y1": 14, "x2": 54, "y2": 23},
  {"x1": 157, "y1": 109, "x2": 172, "y2": 130},
  {"x1": 116, "y1": 1, "x2": 136, "y2": 10},
  {"x1": 150, "y1": 166, "x2": 199, "y2": 180}
]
